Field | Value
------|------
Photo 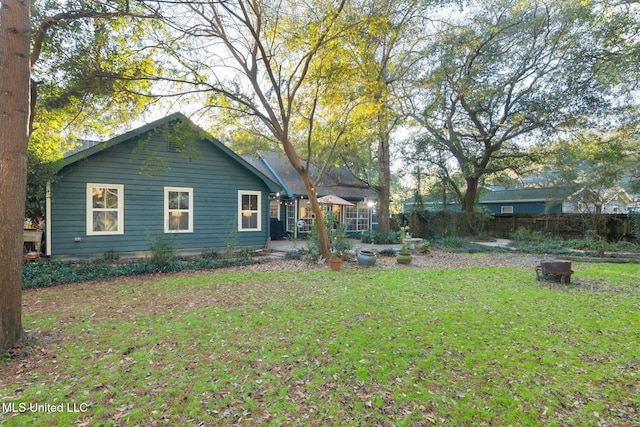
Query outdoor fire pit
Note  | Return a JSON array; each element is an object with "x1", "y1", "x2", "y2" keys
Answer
[{"x1": 535, "y1": 260, "x2": 573, "y2": 284}]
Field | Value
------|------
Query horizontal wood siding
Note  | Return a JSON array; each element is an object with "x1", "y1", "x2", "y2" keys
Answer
[
  {"x1": 50, "y1": 133, "x2": 272, "y2": 259},
  {"x1": 480, "y1": 201, "x2": 563, "y2": 215}
]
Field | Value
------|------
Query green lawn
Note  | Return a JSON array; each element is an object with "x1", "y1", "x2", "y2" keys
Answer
[{"x1": 1, "y1": 260, "x2": 639, "y2": 426}]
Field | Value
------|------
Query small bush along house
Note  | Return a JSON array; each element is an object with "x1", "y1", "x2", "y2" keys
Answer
[{"x1": 46, "y1": 113, "x2": 282, "y2": 260}]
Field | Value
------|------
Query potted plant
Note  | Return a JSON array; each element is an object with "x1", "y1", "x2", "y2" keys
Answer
[
  {"x1": 329, "y1": 224, "x2": 352, "y2": 270},
  {"x1": 396, "y1": 244, "x2": 412, "y2": 265},
  {"x1": 357, "y1": 248, "x2": 377, "y2": 266},
  {"x1": 328, "y1": 257, "x2": 343, "y2": 271},
  {"x1": 311, "y1": 210, "x2": 351, "y2": 271}
]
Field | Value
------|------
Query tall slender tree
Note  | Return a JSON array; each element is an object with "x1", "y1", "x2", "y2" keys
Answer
[
  {"x1": 0, "y1": 0, "x2": 31, "y2": 352},
  {"x1": 340, "y1": 0, "x2": 426, "y2": 235},
  {"x1": 154, "y1": 0, "x2": 349, "y2": 259}
]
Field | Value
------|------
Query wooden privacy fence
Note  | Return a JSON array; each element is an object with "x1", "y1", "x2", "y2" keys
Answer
[{"x1": 398, "y1": 211, "x2": 636, "y2": 241}]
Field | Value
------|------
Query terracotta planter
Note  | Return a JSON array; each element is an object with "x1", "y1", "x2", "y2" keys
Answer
[
  {"x1": 328, "y1": 258, "x2": 342, "y2": 271},
  {"x1": 357, "y1": 250, "x2": 377, "y2": 266}
]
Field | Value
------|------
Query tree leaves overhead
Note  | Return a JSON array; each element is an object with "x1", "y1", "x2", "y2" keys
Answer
[
  {"x1": 25, "y1": 0, "x2": 166, "y2": 216},
  {"x1": 543, "y1": 129, "x2": 639, "y2": 200},
  {"x1": 31, "y1": 0, "x2": 163, "y2": 136}
]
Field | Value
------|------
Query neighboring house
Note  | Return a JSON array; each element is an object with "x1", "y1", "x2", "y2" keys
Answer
[
  {"x1": 478, "y1": 187, "x2": 570, "y2": 214},
  {"x1": 562, "y1": 187, "x2": 634, "y2": 214},
  {"x1": 241, "y1": 151, "x2": 378, "y2": 238},
  {"x1": 46, "y1": 113, "x2": 282, "y2": 260},
  {"x1": 401, "y1": 188, "x2": 565, "y2": 214},
  {"x1": 478, "y1": 186, "x2": 634, "y2": 214}
]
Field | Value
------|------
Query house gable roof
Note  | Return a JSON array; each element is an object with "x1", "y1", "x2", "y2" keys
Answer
[
  {"x1": 566, "y1": 186, "x2": 634, "y2": 204},
  {"x1": 241, "y1": 151, "x2": 377, "y2": 200},
  {"x1": 52, "y1": 113, "x2": 282, "y2": 193}
]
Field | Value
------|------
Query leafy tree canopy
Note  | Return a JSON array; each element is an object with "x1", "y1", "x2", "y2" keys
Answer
[
  {"x1": 402, "y1": 0, "x2": 639, "y2": 213},
  {"x1": 26, "y1": 0, "x2": 165, "y2": 216}
]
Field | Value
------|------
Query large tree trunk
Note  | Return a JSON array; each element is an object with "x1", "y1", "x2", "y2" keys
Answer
[
  {"x1": 461, "y1": 177, "x2": 480, "y2": 235},
  {"x1": 461, "y1": 176, "x2": 481, "y2": 213},
  {"x1": 375, "y1": 104, "x2": 391, "y2": 236},
  {"x1": 376, "y1": 135, "x2": 391, "y2": 235},
  {"x1": 0, "y1": 0, "x2": 30, "y2": 352}
]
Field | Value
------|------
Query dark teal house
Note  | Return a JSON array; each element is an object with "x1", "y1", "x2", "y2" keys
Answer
[
  {"x1": 477, "y1": 187, "x2": 570, "y2": 214},
  {"x1": 45, "y1": 113, "x2": 282, "y2": 260},
  {"x1": 241, "y1": 151, "x2": 379, "y2": 239}
]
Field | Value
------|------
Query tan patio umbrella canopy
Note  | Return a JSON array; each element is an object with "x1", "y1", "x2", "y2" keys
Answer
[{"x1": 317, "y1": 194, "x2": 355, "y2": 206}]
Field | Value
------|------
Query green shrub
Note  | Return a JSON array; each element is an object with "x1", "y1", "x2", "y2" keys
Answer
[
  {"x1": 102, "y1": 249, "x2": 120, "y2": 262},
  {"x1": 510, "y1": 226, "x2": 640, "y2": 255},
  {"x1": 22, "y1": 257, "x2": 266, "y2": 289},
  {"x1": 511, "y1": 228, "x2": 551, "y2": 243},
  {"x1": 376, "y1": 231, "x2": 402, "y2": 244},
  {"x1": 201, "y1": 248, "x2": 221, "y2": 259},
  {"x1": 360, "y1": 230, "x2": 374, "y2": 244},
  {"x1": 474, "y1": 231, "x2": 493, "y2": 241},
  {"x1": 361, "y1": 230, "x2": 401, "y2": 244},
  {"x1": 308, "y1": 210, "x2": 352, "y2": 259},
  {"x1": 431, "y1": 237, "x2": 499, "y2": 253},
  {"x1": 377, "y1": 248, "x2": 397, "y2": 257},
  {"x1": 284, "y1": 250, "x2": 303, "y2": 260},
  {"x1": 438, "y1": 236, "x2": 464, "y2": 248},
  {"x1": 148, "y1": 233, "x2": 176, "y2": 265}
]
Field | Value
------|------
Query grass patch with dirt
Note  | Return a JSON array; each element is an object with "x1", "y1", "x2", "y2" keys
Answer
[{"x1": 1, "y1": 259, "x2": 639, "y2": 426}]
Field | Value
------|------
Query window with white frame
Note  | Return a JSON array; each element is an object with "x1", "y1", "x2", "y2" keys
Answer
[
  {"x1": 269, "y1": 199, "x2": 280, "y2": 219},
  {"x1": 344, "y1": 203, "x2": 370, "y2": 231},
  {"x1": 165, "y1": 187, "x2": 193, "y2": 233},
  {"x1": 286, "y1": 202, "x2": 296, "y2": 232},
  {"x1": 239, "y1": 191, "x2": 261, "y2": 231},
  {"x1": 501, "y1": 206, "x2": 514, "y2": 214},
  {"x1": 86, "y1": 183, "x2": 124, "y2": 235},
  {"x1": 297, "y1": 199, "x2": 313, "y2": 232}
]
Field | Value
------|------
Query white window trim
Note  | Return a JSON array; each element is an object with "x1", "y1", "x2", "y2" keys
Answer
[
  {"x1": 269, "y1": 199, "x2": 280, "y2": 220},
  {"x1": 238, "y1": 190, "x2": 261, "y2": 231},
  {"x1": 501, "y1": 206, "x2": 514, "y2": 214},
  {"x1": 86, "y1": 183, "x2": 124, "y2": 236},
  {"x1": 164, "y1": 187, "x2": 193, "y2": 233}
]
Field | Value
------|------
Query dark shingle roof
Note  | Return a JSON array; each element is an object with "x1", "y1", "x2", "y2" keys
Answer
[
  {"x1": 479, "y1": 187, "x2": 572, "y2": 203},
  {"x1": 241, "y1": 151, "x2": 376, "y2": 200}
]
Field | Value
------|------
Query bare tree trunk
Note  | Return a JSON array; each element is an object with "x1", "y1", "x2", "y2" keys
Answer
[
  {"x1": 374, "y1": 98, "x2": 392, "y2": 236},
  {"x1": 0, "y1": 0, "x2": 30, "y2": 352},
  {"x1": 461, "y1": 177, "x2": 480, "y2": 235},
  {"x1": 376, "y1": 132, "x2": 391, "y2": 235}
]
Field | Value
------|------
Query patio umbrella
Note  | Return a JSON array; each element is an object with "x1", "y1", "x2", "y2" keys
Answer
[{"x1": 317, "y1": 194, "x2": 355, "y2": 206}]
